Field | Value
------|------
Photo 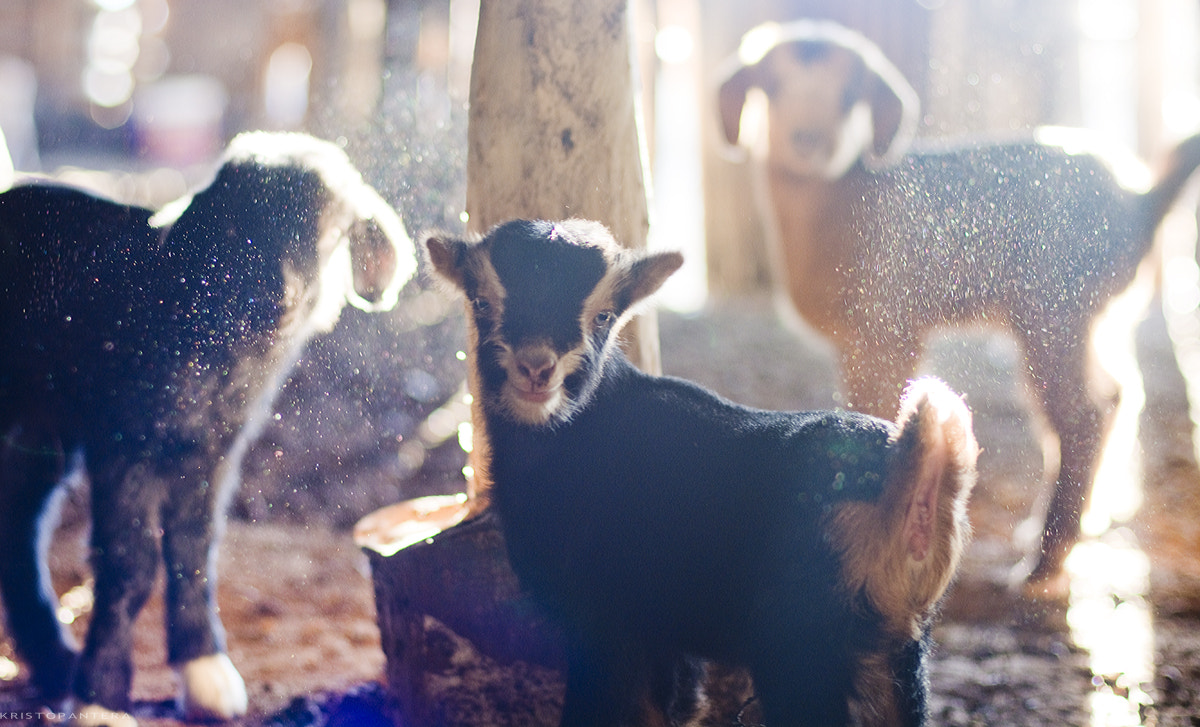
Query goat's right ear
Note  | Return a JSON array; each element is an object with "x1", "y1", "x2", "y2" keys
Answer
[
  {"x1": 621, "y1": 251, "x2": 684, "y2": 310},
  {"x1": 716, "y1": 59, "x2": 761, "y2": 147},
  {"x1": 423, "y1": 233, "x2": 468, "y2": 289}
]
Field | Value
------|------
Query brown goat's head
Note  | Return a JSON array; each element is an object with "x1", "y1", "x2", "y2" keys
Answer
[{"x1": 717, "y1": 19, "x2": 919, "y2": 179}]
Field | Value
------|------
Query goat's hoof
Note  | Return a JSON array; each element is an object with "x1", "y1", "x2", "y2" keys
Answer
[
  {"x1": 68, "y1": 703, "x2": 138, "y2": 727},
  {"x1": 1010, "y1": 554, "x2": 1071, "y2": 602},
  {"x1": 27, "y1": 644, "x2": 78, "y2": 704},
  {"x1": 175, "y1": 653, "x2": 248, "y2": 721}
]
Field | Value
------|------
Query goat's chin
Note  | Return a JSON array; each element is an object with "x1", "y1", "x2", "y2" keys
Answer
[{"x1": 502, "y1": 384, "x2": 566, "y2": 426}]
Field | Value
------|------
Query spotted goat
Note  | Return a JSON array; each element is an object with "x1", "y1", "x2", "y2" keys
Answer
[{"x1": 0, "y1": 131, "x2": 414, "y2": 725}]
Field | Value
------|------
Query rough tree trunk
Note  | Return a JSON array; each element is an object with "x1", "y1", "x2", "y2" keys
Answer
[{"x1": 461, "y1": 0, "x2": 657, "y2": 504}]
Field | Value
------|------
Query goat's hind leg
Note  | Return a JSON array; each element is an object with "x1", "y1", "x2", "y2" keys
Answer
[
  {"x1": 0, "y1": 422, "x2": 77, "y2": 702},
  {"x1": 1020, "y1": 325, "x2": 1111, "y2": 593}
]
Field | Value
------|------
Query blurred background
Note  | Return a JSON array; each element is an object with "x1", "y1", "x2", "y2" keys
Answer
[{"x1": 3, "y1": 2, "x2": 1200, "y2": 724}]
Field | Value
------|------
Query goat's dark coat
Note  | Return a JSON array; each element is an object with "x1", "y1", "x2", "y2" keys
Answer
[
  {"x1": 426, "y1": 219, "x2": 977, "y2": 727},
  {"x1": 0, "y1": 132, "x2": 412, "y2": 718}
]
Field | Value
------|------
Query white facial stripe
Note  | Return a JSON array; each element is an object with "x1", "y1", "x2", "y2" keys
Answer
[
  {"x1": 580, "y1": 261, "x2": 644, "y2": 336},
  {"x1": 766, "y1": 44, "x2": 869, "y2": 180},
  {"x1": 471, "y1": 253, "x2": 507, "y2": 315},
  {"x1": 496, "y1": 338, "x2": 590, "y2": 425}
]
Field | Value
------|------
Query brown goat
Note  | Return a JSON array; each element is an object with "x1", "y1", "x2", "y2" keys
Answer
[{"x1": 717, "y1": 18, "x2": 1200, "y2": 591}]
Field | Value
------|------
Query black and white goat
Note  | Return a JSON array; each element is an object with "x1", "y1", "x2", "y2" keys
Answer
[
  {"x1": 0, "y1": 131, "x2": 414, "y2": 725},
  {"x1": 425, "y1": 219, "x2": 978, "y2": 727}
]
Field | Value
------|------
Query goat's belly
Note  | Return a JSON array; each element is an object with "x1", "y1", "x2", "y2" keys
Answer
[{"x1": 497, "y1": 490, "x2": 835, "y2": 655}]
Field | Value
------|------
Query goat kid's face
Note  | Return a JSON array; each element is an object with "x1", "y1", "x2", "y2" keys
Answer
[
  {"x1": 721, "y1": 42, "x2": 873, "y2": 180},
  {"x1": 426, "y1": 220, "x2": 682, "y2": 427},
  {"x1": 229, "y1": 133, "x2": 413, "y2": 325},
  {"x1": 718, "y1": 21, "x2": 919, "y2": 178},
  {"x1": 763, "y1": 42, "x2": 874, "y2": 180}
]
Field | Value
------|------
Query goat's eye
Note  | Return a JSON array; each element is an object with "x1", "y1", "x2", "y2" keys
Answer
[
  {"x1": 594, "y1": 310, "x2": 615, "y2": 328},
  {"x1": 472, "y1": 298, "x2": 491, "y2": 315}
]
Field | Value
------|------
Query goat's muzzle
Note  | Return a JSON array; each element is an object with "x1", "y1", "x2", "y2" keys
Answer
[{"x1": 513, "y1": 347, "x2": 558, "y2": 396}]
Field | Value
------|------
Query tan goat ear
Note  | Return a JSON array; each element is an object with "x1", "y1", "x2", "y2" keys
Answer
[
  {"x1": 423, "y1": 233, "x2": 469, "y2": 289},
  {"x1": 885, "y1": 379, "x2": 978, "y2": 621},
  {"x1": 619, "y1": 251, "x2": 683, "y2": 311},
  {"x1": 901, "y1": 416, "x2": 948, "y2": 563},
  {"x1": 894, "y1": 379, "x2": 976, "y2": 563}
]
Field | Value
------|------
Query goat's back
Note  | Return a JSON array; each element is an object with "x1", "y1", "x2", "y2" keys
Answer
[
  {"x1": 487, "y1": 355, "x2": 895, "y2": 657},
  {"x1": 0, "y1": 186, "x2": 164, "y2": 410},
  {"x1": 853, "y1": 141, "x2": 1143, "y2": 322}
]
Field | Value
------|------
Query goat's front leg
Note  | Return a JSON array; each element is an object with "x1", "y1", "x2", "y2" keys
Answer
[
  {"x1": 560, "y1": 636, "x2": 656, "y2": 727},
  {"x1": 160, "y1": 461, "x2": 246, "y2": 721},
  {"x1": 1019, "y1": 325, "x2": 1111, "y2": 595}
]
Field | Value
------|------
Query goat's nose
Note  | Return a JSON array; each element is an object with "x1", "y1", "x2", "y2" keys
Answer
[{"x1": 516, "y1": 349, "x2": 557, "y2": 388}]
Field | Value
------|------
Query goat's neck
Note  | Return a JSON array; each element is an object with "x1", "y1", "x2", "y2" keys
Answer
[
  {"x1": 764, "y1": 165, "x2": 868, "y2": 333},
  {"x1": 766, "y1": 162, "x2": 867, "y2": 223}
]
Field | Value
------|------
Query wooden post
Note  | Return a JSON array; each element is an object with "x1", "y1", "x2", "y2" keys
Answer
[{"x1": 464, "y1": 0, "x2": 660, "y2": 375}]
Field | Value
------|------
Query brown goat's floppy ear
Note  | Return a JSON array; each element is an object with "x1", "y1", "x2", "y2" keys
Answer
[
  {"x1": 857, "y1": 40, "x2": 920, "y2": 166},
  {"x1": 716, "y1": 60, "x2": 760, "y2": 147},
  {"x1": 619, "y1": 251, "x2": 684, "y2": 311},
  {"x1": 424, "y1": 233, "x2": 469, "y2": 289}
]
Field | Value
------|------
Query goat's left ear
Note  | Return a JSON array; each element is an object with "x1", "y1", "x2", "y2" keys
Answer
[
  {"x1": 618, "y1": 250, "x2": 684, "y2": 311},
  {"x1": 860, "y1": 48, "x2": 920, "y2": 166}
]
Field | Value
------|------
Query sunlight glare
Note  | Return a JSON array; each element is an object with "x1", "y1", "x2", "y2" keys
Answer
[
  {"x1": 1083, "y1": 265, "x2": 1151, "y2": 536},
  {"x1": 56, "y1": 581, "x2": 95, "y2": 626},
  {"x1": 1074, "y1": 224, "x2": 1154, "y2": 724},
  {"x1": 92, "y1": 0, "x2": 135, "y2": 11},
  {"x1": 1066, "y1": 533, "x2": 1154, "y2": 727},
  {"x1": 264, "y1": 42, "x2": 313, "y2": 129},
  {"x1": 655, "y1": 26, "x2": 693, "y2": 65},
  {"x1": 0, "y1": 655, "x2": 18, "y2": 682}
]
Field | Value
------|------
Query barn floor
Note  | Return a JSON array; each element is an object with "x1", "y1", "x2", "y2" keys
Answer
[{"x1": 2, "y1": 293, "x2": 1200, "y2": 726}]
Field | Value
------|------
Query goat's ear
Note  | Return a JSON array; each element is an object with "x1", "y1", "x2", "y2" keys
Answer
[
  {"x1": 892, "y1": 378, "x2": 977, "y2": 567},
  {"x1": 861, "y1": 51, "x2": 920, "y2": 166},
  {"x1": 619, "y1": 251, "x2": 684, "y2": 311},
  {"x1": 424, "y1": 233, "x2": 469, "y2": 289},
  {"x1": 717, "y1": 59, "x2": 761, "y2": 147}
]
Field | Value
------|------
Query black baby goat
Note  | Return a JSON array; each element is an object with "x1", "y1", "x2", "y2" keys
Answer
[{"x1": 425, "y1": 219, "x2": 979, "y2": 727}]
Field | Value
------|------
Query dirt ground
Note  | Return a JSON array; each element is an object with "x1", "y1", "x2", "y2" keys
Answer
[{"x1": 3, "y1": 292, "x2": 1200, "y2": 726}]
